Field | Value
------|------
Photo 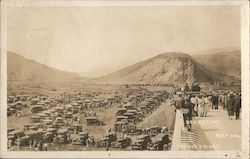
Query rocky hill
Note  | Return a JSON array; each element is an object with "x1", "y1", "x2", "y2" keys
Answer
[{"x1": 96, "y1": 52, "x2": 222, "y2": 84}]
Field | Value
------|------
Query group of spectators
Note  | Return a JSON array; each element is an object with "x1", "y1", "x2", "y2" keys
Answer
[{"x1": 173, "y1": 87, "x2": 242, "y2": 130}]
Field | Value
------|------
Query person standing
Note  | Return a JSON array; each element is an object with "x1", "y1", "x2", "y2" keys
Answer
[
  {"x1": 220, "y1": 93, "x2": 226, "y2": 110},
  {"x1": 203, "y1": 95, "x2": 211, "y2": 117},
  {"x1": 8, "y1": 139, "x2": 12, "y2": 150},
  {"x1": 197, "y1": 94, "x2": 204, "y2": 117},
  {"x1": 29, "y1": 139, "x2": 32, "y2": 150},
  {"x1": 234, "y1": 93, "x2": 241, "y2": 120},
  {"x1": 183, "y1": 98, "x2": 193, "y2": 130},
  {"x1": 190, "y1": 94, "x2": 198, "y2": 117},
  {"x1": 174, "y1": 94, "x2": 184, "y2": 110},
  {"x1": 211, "y1": 93, "x2": 219, "y2": 109},
  {"x1": 16, "y1": 136, "x2": 21, "y2": 150},
  {"x1": 226, "y1": 94, "x2": 235, "y2": 120}
]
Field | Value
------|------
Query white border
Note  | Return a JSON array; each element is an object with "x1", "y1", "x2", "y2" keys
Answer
[{"x1": 1, "y1": 0, "x2": 249, "y2": 158}]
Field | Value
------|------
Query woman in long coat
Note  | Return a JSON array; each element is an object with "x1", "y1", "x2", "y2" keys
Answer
[
  {"x1": 190, "y1": 94, "x2": 198, "y2": 117},
  {"x1": 197, "y1": 94, "x2": 204, "y2": 117},
  {"x1": 203, "y1": 95, "x2": 211, "y2": 117},
  {"x1": 226, "y1": 95, "x2": 235, "y2": 120}
]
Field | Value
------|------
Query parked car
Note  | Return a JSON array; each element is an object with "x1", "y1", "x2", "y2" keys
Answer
[
  {"x1": 31, "y1": 105, "x2": 43, "y2": 113},
  {"x1": 68, "y1": 124, "x2": 82, "y2": 134},
  {"x1": 25, "y1": 130, "x2": 43, "y2": 141},
  {"x1": 86, "y1": 117, "x2": 103, "y2": 126},
  {"x1": 57, "y1": 128, "x2": 69, "y2": 144},
  {"x1": 20, "y1": 136, "x2": 30, "y2": 146},
  {"x1": 72, "y1": 131, "x2": 89, "y2": 145},
  {"x1": 148, "y1": 126, "x2": 161, "y2": 136},
  {"x1": 99, "y1": 132, "x2": 117, "y2": 147},
  {"x1": 147, "y1": 133, "x2": 171, "y2": 150},
  {"x1": 131, "y1": 135, "x2": 151, "y2": 150},
  {"x1": 113, "y1": 137, "x2": 132, "y2": 148}
]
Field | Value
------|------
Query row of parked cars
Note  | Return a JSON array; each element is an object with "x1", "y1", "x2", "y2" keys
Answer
[
  {"x1": 7, "y1": 89, "x2": 122, "y2": 149},
  {"x1": 114, "y1": 90, "x2": 169, "y2": 133}
]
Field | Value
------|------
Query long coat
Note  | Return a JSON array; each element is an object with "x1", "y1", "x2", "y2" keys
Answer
[
  {"x1": 197, "y1": 97, "x2": 204, "y2": 116},
  {"x1": 203, "y1": 97, "x2": 211, "y2": 113},
  {"x1": 227, "y1": 98, "x2": 235, "y2": 116}
]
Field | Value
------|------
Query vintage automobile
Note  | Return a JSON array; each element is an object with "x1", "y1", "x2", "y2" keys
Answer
[
  {"x1": 31, "y1": 105, "x2": 44, "y2": 113},
  {"x1": 42, "y1": 119, "x2": 54, "y2": 127},
  {"x1": 65, "y1": 104, "x2": 74, "y2": 111},
  {"x1": 31, "y1": 115, "x2": 41, "y2": 123},
  {"x1": 30, "y1": 123, "x2": 41, "y2": 131},
  {"x1": 79, "y1": 131, "x2": 89, "y2": 145},
  {"x1": 64, "y1": 112, "x2": 73, "y2": 120},
  {"x1": 20, "y1": 136, "x2": 30, "y2": 146},
  {"x1": 123, "y1": 112, "x2": 136, "y2": 123},
  {"x1": 71, "y1": 135, "x2": 82, "y2": 145},
  {"x1": 148, "y1": 126, "x2": 161, "y2": 136},
  {"x1": 116, "y1": 108, "x2": 127, "y2": 116},
  {"x1": 68, "y1": 124, "x2": 82, "y2": 134},
  {"x1": 147, "y1": 133, "x2": 171, "y2": 150},
  {"x1": 7, "y1": 107, "x2": 14, "y2": 116},
  {"x1": 112, "y1": 137, "x2": 132, "y2": 148},
  {"x1": 37, "y1": 113, "x2": 47, "y2": 120},
  {"x1": 54, "y1": 117, "x2": 64, "y2": 128},
  {"x1": 139, "y1": 105, "x2": 147, "y2": 114},
  {"x1": 131, "y1": 135, "x2": 151, "y2": 150},
  {"x1": 31, "y1": 98, "x2": 39, "y2": 105},
  {"x1": 25, "y1": 130, "x2": 43, "y2": 141},
  {"x1": 7, "y1": 128, "x2": 15, "y2": 133},
  {"x1": 125, "y1": 124, "x2": 142, "y2": 135},
  {"x1": 8, "y1": 130, "x2": 25, "y2": 142},
  {"x1": 114, "y1": 120, "x2": 128, "y2": 132},
  {"x1": 72, "y1": 131, "x2": 89, "y2": 145},
  {"x1": 116, "y1": 116, "x2": 128, "y2": 122},
  {"x1": 57, "y1": 128, "x2": 69, "y2": 144},
  {"x1": 55, "y1": 107, "x2": 64, "y2": 113},
  {"x1": 47, "y1": 128, "x2": 57, "y2": 136},
  {"x1": 86, "y1": 117, "x2": 104, "y2": 126},
  {"x1": 44, "y1": 128, "x2": 57, "y2": 143},
  {"x1": 99, "y1": 132, "x2": 117, "y2": 147},
  {"x1": 42, "y1": 110, "x2": 51, "y2": 117},
  {"x1": 123, "y1": 103, "x2": 135, "y2": 110}
]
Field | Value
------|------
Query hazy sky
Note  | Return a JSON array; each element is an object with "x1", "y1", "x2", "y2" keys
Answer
[{"x1": 7, "y1": 6, "x2": 240, "y2": 77}]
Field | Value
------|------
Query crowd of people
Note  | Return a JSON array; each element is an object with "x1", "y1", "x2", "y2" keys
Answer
[{"x1": 173, "y1": 84, "x2": 241, "y2": 130}]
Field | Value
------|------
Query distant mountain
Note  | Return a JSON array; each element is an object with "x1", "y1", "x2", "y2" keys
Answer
[
  {"x1": 192, "y1": 50, "x2": 240, "y2": 78},
  {"x1": 8, "y1": 52, "x2": 82, "y2": 81},
  {"x1": 8, "y1": 49, "x2": 240, "y2": 84},
  {"x1": 96, "y1": 52, "x2": 223, "y2": 84}
]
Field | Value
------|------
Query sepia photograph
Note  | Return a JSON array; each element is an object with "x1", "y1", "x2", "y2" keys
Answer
[{"x1": 0, "y1": 0, "x2": 249, "y2": 158}]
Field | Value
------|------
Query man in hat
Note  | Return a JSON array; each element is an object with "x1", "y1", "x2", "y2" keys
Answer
[
  {"x1": 211, "y1": 93, "x2": 219, "y2": 109},
  {"x1": 183, "y1": 98, "x2": 193, "y2": 130},
  {"x1": 174, "y1": 94, "x2": 184, "y2": 110},
  {"x1": 227, "y1": 94, "x2": 235, "y2": 120},
  {"x1": 234, "y1": 93, "x2": 241, "y2": 120}
]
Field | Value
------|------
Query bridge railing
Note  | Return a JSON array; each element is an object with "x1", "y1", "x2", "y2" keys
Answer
[{"x1": 171, "y1": 109, "x2": 185, "y2": 150}]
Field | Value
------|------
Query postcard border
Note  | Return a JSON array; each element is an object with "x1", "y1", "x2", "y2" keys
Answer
[{"x1": 1, "y1": 0, "x2": 249, "y2": 158}]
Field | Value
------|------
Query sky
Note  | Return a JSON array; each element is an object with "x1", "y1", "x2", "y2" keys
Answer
[{"x1": 7, "y1": 5, "x2": 240, "y2": 77}]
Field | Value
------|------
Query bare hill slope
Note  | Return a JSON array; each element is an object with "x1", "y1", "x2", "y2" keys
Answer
[
  {"x1": 8, "y1": 52, "x2": 82, "y2": 81},
  {"x1": 96, "y1": 52, "x2": 221, "y2": 84},
  {"x1": 192, "y1": 50, "x2": 240, "y2": 78}
]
